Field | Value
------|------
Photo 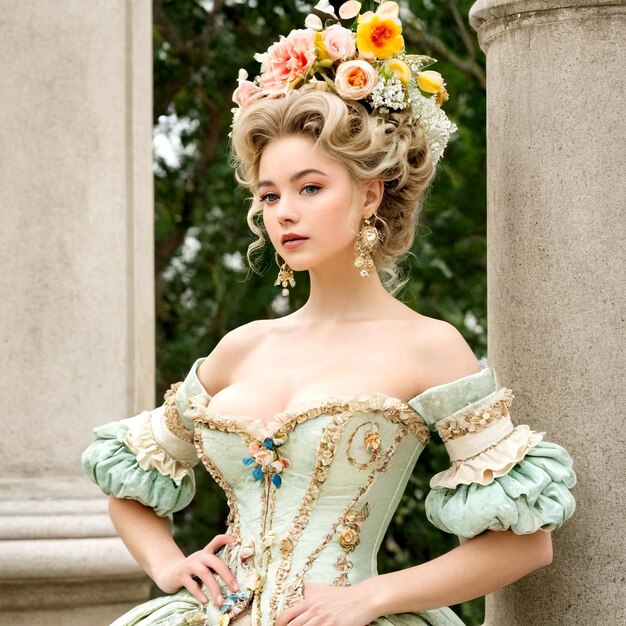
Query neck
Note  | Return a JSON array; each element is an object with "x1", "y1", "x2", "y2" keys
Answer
[{"x1": 295, "y1": 250, "x2": 393, "y2": 322}]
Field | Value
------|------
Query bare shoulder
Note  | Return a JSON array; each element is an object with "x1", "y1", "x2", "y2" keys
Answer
[
  {"x1": 196, "y1": 319, "x2": 275, "y2": 395},
  {"x1": 404, "y1": 314, "x2": 482, "y2": 392}
]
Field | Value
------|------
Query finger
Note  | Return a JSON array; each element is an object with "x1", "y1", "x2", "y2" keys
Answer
[
  {"x1": 205, "y1": 533, "x2": 238, "y2": 553},
  {"x1": 201, "y1": 554, "x2": 239, "y2": 593},
  {"x1": 191, "y1": 568, "x2": 224, "y2": 607},
  {"x1": 184, "y1": 575, "x2": 209, "y2": 605},
  {"x1": 283, "y1": 607, "x2": 314, "y2": 626},
  {"x1": 276, "y1": 600, "x2": 308, "y2": 626}
]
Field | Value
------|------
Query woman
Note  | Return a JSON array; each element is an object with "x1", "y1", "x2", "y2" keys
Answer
[{"x1": 82, "y1": 3, "x2": 576, "y2": 625}]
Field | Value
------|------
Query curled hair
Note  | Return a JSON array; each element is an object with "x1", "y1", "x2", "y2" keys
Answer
[{"x1": 229, "y1": 86, "x2": 436, "y2": 294}]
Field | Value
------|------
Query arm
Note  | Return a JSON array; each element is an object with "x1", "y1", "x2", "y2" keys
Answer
[
  {"x1": 108, "y1": 495, "x2": 239, "y2": 605},
  {"x1": 358, "y1": 528, "x2": 552, "y2": 615}
]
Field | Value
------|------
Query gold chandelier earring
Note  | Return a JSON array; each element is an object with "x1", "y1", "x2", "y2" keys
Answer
[
  {"x1": 354, "y1": 218, "x2": 379, "y2": 277},
  {"x1": 274, "y1": 255, "x2": 295, "y2": 296}
]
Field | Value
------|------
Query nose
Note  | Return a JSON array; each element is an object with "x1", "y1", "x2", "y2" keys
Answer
[{"x1": 275, "y1": 195, "x2": 299, "y2": 224}]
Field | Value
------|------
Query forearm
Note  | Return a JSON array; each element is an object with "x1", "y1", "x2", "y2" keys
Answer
[
  {"x1": 108, "y1": 496, "x2": 185, "y2": 581},
  {"x1": 359, "y1": 529, "x2": 553, "y2": 616}
]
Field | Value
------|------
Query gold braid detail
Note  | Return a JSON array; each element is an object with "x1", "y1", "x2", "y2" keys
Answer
[
  {"x1": 437, "y1": 388, "x2": 515, "y2": 442},
  {"x1": 164, "y1": 381, "x2": 194, "y2": 444},
  {"x1": 268, "y1": 409, "x2": 353, "y2": 623}
]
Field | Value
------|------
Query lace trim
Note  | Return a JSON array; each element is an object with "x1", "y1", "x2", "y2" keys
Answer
[
  {"x1": 436, "y1": 387, "x2": 515, "y2": 442},
  {"x1": 268, "y1": 410, "x2": 353, "y2": 622},
  {"x1": 430, "y1": 425, "x2": 545, "y2": 489},
  {"x1": 193, "y1": 430, "x2": 240, "y2": 538},
  {"x1": 163, "y1": 381, "x2": 195, "y2": 444},
  {"x1": 189, "y1": 392, "x2": 430, "y2": 445},
  {"x1": 123, "y1": 411, "x2": 194, "y2": 483}
]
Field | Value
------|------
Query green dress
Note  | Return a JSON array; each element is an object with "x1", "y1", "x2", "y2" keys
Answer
[{"x1": 82, "y1": 358, "x2": 576, "y2": 626}]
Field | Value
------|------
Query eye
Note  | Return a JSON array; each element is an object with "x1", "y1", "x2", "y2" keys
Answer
[
  {"x1": 260, "y1": 192, "x2": 279, "y2": 204},
  {"x1": 301, "y1": 184, "x2": 321, "y2": 195}
]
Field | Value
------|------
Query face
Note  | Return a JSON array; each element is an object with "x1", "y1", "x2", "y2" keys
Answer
[{"x1": 257, "y1": 134, "x2": 380, "y2": 274}]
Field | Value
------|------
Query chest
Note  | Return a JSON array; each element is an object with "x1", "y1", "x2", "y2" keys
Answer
[{"x1": 207, "y1": 335, "x2": 427, "y2": 424}]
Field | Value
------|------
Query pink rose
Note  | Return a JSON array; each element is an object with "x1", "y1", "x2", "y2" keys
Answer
[
  {"x1": 233, "y1": 83, "x2": 264, "y2": 108},
  {"x1": 258, "y1": 29, "x2": 317, "y2": 92},
  {"x1": 322, "y1": 25, "x2": 356, "y2": 62},
  {"x1": 254, "y1": 449, "x2": 274, "y2": 466},
  {"x1": 248, "y1": 441, "x2": 261, "y2": 454},
  {"x1": 334, "y1": 60, "x2": 378, "y2": 99}
]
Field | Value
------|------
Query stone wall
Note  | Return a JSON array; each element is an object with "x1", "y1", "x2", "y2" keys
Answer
[{"x1": 0, "y1": 1, "x2": 155, "y2": 623}]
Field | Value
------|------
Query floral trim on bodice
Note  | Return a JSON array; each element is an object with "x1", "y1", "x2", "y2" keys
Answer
[
  {"x1": 187, "y1": 390, "x2": 430, "y2": 625},
  {"x1": 186, "y1": 392, "x2": 430, "y2": 445},
  {"x1": 334, "y1": 502, "x2": 370, "y2": 586},
  {"x1": 242, "y1": 433, "x2": 290, "y2": 487},
  {"x1": 436, "y1": 387, "x2": 515, "y2": 441}
]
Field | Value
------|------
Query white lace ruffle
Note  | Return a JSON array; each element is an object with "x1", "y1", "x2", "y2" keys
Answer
[
  {"x1": 429, "y1": 424, "x2": 545, "y2": 489},
  {"x1": 123, "y1": 410, "x2": 195, "y2": 484}
]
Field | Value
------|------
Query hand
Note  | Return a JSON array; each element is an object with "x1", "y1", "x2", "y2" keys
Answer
[
  {"x1": 154, "y1": 533, "x2": 239, "y2": 605},
  {"x1": 275, "y1": 581, "x2": 379, "y2": 626}
]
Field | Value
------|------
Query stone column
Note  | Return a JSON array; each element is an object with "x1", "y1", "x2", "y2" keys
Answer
[
  {"x1": 0, "y1": 1, "x2": 154, "y2": 624},
  {"x1": 468, "y1": 1, "x2": 626, "y2": 624}
]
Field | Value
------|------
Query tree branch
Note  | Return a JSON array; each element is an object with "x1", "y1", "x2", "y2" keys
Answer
[{"x1": 403, "y1": 12, "x2": 485, "y2": 90}]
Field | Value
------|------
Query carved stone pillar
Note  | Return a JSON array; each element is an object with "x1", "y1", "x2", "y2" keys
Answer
[
  {"x1": 469, "y1": 1, "x2": 625, "y2": 624},
  {"x1": 0, "y1": 1, "x2": 154, "y2": 623}
]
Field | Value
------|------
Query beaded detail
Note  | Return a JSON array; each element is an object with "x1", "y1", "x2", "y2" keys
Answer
[{"x1": 436, "y1": 387, "x2": 515, "y2": 442}]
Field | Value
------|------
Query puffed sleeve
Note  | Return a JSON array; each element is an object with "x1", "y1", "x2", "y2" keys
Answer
[
  {"x1": 81, "y1": 357, "x2": 211, "y2": 517},
  {"x1": 409, "y1": 365, "x2": 576, "y2": 538}
]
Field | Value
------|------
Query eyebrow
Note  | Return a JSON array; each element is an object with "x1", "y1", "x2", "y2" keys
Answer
[{"x1": 258, "y1": 169, "x2": 328, "y2": 189}]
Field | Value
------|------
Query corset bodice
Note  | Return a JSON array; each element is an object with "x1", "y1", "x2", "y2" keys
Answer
[{"x1": 190, "y1": 394, "x2": 431, "y2": 624}]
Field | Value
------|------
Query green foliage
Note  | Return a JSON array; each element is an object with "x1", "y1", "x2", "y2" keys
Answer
[{"x1": 153, "y1": 2, "x2": 486, "y2": 624}]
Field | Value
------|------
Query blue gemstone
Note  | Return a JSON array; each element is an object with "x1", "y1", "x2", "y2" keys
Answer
[
  {"x1": 252, "y1": 467, "x2": 264, "y2": 480},
  {"x1": 263, "y1": 437, "x2": 274, "y2": 450},
  {"x1": 271, "y1": 474, "x2": 282, "y2": 488},
  {"x1": 242, "y1": 457, "x2": 254, "y2": 466}
]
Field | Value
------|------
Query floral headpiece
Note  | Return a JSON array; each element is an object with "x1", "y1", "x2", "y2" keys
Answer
[{"x1": 232, "y1": 0, "x2": 458, "y2": 164}]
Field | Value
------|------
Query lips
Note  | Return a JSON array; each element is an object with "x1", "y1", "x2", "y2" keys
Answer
[{"x1": 281, "y1": 233, "x2": 308, "y2": 244}]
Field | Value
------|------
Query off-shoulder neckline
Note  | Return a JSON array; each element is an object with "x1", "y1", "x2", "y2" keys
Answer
[
  {"x1": 185, "y1": 357, "x2": 489, "y2": 440},
  {"x1": 192, "y1": 391, "x2": 430, "y2": 443}
]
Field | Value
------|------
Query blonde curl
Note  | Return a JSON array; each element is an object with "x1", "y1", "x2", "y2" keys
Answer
[{"x1": 229, "y1": 87, "x2": 436, "y2": 294}]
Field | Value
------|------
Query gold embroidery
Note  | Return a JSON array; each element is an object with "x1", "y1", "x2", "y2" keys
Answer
[
  {"x1": 283, "y1": 425, "x2": 406, "y2": 603},
  {"x1": 268, "y1": 409, "x2": 353, "y2": 622},
  {"x1": 437, "y1": 388, "x2": 515, "y2": 442},
  {"x1": 334, "y1": 502, "x2": 370, "y2": 585},
  {"x1": 163, "y1": 381, "x2": 195, "y2": 444},
  {"x1": 347, "y1": 422, "x2": 381, "y2": 469},
  {"x1": 190, "y1": 393, "x2": 430, "y2": 445}
]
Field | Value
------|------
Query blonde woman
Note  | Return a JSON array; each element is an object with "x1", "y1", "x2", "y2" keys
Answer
[{"x1": 82, "y1": 4, "x2": 576, "y2": 625}]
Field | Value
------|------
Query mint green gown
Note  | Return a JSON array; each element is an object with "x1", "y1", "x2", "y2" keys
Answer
[{"x1": 82, "y1": 358, "x2": 576, "y2": 626}]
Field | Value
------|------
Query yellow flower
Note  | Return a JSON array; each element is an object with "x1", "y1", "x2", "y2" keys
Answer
[
  {"x1": 383, "y1": 59, "x2": 410, "y2": 86},
  {"x1": 314, "y1": 31, "x2": 329, "y2": 61},
  {"x1": 339, "y1": 527, "x2": 360, "y2": 549},
  {"x1": 417, "y1": 70, "x2": 444, "y2": 94},
  {"x1": 356, "y1": 12, "x2": 403, "y2": 60},
  {"x1": 436, "y1": 85, "x2": 449, "y2": 106}
]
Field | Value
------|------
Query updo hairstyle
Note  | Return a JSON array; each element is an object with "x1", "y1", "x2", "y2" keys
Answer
[{"x1": 229, "y1": 87, "x2": 436, "y2": 294}]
